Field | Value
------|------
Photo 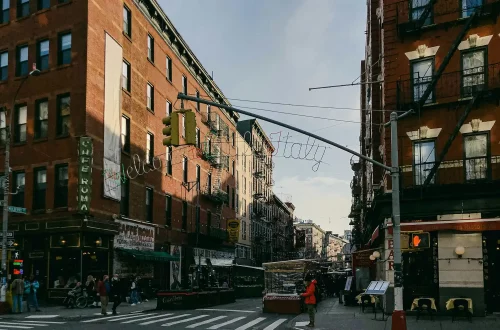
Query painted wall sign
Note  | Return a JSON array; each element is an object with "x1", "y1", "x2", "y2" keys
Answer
[
  {"x1": 113, "y1": 219, "x2": 155, "y2": 250},
  {"x1": 226, "y1": 219, "x2": 240, "y2": 244},
  {"x1": 78, "y1": 137, "x2": 93, "y2": 213}
]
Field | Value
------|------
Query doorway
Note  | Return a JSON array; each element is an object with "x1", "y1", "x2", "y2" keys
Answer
[{"x1": 483, "y1": 231, "x2": 500, "y2": 313}]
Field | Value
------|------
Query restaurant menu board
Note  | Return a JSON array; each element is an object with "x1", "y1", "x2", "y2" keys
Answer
[
  {"x1": 364, "y1": 281, "x2": 390, "y2": 295},
  {"x1": 344, "y1": 276, "x2": 353, "y2": 291}
]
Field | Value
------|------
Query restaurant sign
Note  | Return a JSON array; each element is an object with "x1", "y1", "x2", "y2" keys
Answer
[
  {"x1": 226, "y1": 219, "x2": 240, "y2": 244},
  {"x1": 77, "y1": 137, "x2": 93, "y2": 213},
  {"x1": 114, "y1": 219, "x2": 155, "y2": 251}
]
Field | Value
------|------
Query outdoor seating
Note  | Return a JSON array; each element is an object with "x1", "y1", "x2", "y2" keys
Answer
[
  {"x1": 452, "y1": 298, "x2": 472, "y2": 322},
  {"x1": 360, "y1": 294, "x2": 373, "y2": 313},
  {"x1": 416, "y1": 298, "x2": 434, "y2": 321}
]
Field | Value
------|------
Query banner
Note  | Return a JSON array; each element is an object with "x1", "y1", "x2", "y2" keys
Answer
[
  {"x1": 170, "y1": 246, "x2": 182, "y2": 290},
  {"x1": 226, "y1": 219, "x2": 240, "y2": 244},
  {"x1": 77, "y1": 137, "x2": 93, "y2": 213}
]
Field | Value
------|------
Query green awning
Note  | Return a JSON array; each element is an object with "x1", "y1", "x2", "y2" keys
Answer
[{"x1": 116, "y1": 248, "x2": 180, "y2": 262}]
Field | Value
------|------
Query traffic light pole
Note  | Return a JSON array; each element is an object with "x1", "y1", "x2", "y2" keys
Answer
[{"x1": 177, "y1": 93, "x2": 406, "y2": 327}]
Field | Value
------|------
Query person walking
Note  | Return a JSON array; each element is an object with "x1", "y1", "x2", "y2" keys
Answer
[
  {"x1": 301, "y1": 275, "x2": 317, "y2": 328},
  {"x1": 97, "y1": 275, "x2": 110, "y2": 315},
  {"x1": 85, "y1": 275, "x2": 97, "y2": 307},
  {"x1": 25, "y1": 276, "x2": 41, "y2": 312},
  {"x1": 129, "y1": 277, "x2": 138, "y2": 306},
  {"x1": 11, "y1": 275, "x2": 24, "y2": 313},
  {"x1": 110, "y1": 274, "x2": 122, "y2": 315}
]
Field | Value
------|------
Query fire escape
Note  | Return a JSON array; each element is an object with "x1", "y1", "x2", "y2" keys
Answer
[{"x1": 396, "y1": 0, "x2": 500, "y2": 189}]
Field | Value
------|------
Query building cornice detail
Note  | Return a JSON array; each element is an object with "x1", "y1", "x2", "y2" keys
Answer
[
  {"x1": 406, "y1": 126, "x2": 442, "y2": 140},
  {"x1": 405, "y1": 45, "x2": 440, "y2": 61},
  {"x1": 459, "y1": 119, "x2": 495, "y2": 134},
  {"x1": 458, "y1": 34, "x2": 493, "y2": 51}
]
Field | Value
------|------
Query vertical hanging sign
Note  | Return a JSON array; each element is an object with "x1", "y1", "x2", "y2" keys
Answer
[
  {"x1": 226, "y1": 219, "x2": 240, "y2": 244},
  {"x1": 78, "y1": 137, "x2": 93, "y2": 213}
]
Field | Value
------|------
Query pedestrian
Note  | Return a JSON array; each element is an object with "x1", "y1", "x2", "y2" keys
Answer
[
  {"x1": 110, "y1": 274, "x2": 122, "y2": 315},
  {"x1": 129, "y1": 276, "x2": 138, "y2": 306},
  {"x1": 85, "y1": 275, "x2": 97, "y2": 307},
  {"x1": 11, "y1": 275, "x2": 24, "y2": 313},
  {"x1": 97, "y1": 275, "x2": 110, "y2": 315},
  {"x1": 301, "y1": 275, "x2": 317, "y2": 328},
  {"x1": 26, "y1": 275, "x2": 41, "y2": 312}
]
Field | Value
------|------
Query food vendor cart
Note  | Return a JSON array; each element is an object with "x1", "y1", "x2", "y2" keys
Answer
[
  {"x1": 262, "y1": 259, "x2": 320, "y2": 314},
  {"x1": 233, "y1": 265, "x2": 264, "y2": 298}
]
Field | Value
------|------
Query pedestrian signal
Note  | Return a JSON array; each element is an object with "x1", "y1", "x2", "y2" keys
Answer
[{"x1": 410, "y1": 232, "x2": 430, "y2": 248}]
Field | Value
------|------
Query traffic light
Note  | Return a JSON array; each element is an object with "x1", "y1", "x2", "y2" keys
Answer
[
  {"x1": 162, "y1": 112, "x2": 180, "y2": 146},
  {"x1": 411, "y1": 232, "x2": 430, "y2": 248},
  {"x1": 184, "y1": 111, "x2": 196, "y2": 145}
]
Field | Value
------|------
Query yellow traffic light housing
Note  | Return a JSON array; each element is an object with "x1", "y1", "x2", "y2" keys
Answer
[
  {"x1": 184, "y1": 111, "x2": 196, "y2": 145},
  {"x1": 162, "y1": 112, "x2": 180, "y2": 146}
]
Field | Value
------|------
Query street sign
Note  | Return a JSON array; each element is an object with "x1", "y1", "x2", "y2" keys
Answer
[
  {"x1": 411, "y1": 232, "x2": 430, "y2": 248},
  {"x1": 8, "y1": 206, "x2": 27, "y2": 214},
  {"x1": 365, "y1": 281, "x2": 390, "y2": 295},
  {"x1": 0, "y1": 232, "x2": 14, "y2": 238}
]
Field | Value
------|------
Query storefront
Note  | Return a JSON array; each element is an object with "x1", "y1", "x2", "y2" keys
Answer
[{"x1": 6, "y1": 217, "x2": 119, "y2": 301}]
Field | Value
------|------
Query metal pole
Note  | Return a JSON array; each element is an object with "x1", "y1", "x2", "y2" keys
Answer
[
  {"x1": 196, "y1": 181, "x2": 201, "y2": 288},
  {"x1": 177, "y1": 93, "x2": 392, "y2": 172},
  {"x1": 390, "y1": 112, "x2": 406, "y2": 327}
]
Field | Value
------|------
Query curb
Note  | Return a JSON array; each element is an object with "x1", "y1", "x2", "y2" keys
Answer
[
  {"x1": 285, "y1": 312, "x2": 304, "y2": 329},
  {"x1": 0, "y1": 308, "x2": 158, "y2": 322}
]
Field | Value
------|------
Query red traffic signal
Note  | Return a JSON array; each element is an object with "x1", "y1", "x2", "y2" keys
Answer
[{"x1": 411, "y1": 232, "x2": 430, "y2": 248}]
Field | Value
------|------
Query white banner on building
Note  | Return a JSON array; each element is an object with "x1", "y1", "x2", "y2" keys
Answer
[
  {"x1": 103, "y1": 33, "x2": 122, "y2": 201},
  {"x1": 170, "y1": 246, "x2": 182, "y2": 290}
]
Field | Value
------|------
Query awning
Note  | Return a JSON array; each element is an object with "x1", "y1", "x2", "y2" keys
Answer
[
  {"x1": 387, "y1": 218, "x2": 500, "y2": 233},
  {"x1": 115, "y1": 248, "x2": 180, "y2": 262},
  {"x1": 194, "y1": 258, "x2": 234, "y2": 267}
]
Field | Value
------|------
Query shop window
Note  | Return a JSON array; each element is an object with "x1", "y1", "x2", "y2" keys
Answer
[
  {"x1": 84, "y1": 234, "x2": 109, "y2": 248},
  {"x1": 82, "y1": 250, "x2": 109, "y2": 282},
  {"x1": 50, "y1": 233, "x2": 79, "y2": 248},
  {"x1": 49, "y1": 249, "x2": 81, "y2": 288}
]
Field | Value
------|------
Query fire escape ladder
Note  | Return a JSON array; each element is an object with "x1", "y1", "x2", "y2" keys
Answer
[
  {"x1": 414, "y1": 10, "x2": 479, "y2": 114},
  {"x1": 422, "y1": 93, "x2": 480, "y2": 188}
]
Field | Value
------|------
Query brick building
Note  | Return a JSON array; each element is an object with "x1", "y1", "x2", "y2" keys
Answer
[
  {"x1": 269, "y1": 195, "x2": 294, "y2": 261},
  {"x1": 352, "y1": 0, "x2": 500, "y2": 315},
  {"x1": 0, "y1": 0, "x2": 238, "y2": 299}
]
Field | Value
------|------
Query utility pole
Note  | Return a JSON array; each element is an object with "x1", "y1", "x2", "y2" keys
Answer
[
  {"x1": 1, "y1": 68, "x2": 40, "y2": 302},
  {"x1": 177, "y1": 93, "x2": 405, "y2": 326}
]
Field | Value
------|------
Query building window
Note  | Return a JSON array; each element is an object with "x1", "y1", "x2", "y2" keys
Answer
[
  {"x1": 182, "y1": 156, "x2": 188, "y2": 183},
  {"x1": 196, "y1": 165, "x2": 200, "y2": 187},
  {"x1": 181, "y1": 201, "x2": 187, "y2": 231},
  {"x1": 16, "y1": 45, "x2": 28, "y2": 76},
  {"x1": 147, "y1": 34, "x2": 154, "y2": 62},
  {"x1": 207, "y1": 173, "x2": 212, "y2": 194},
  {"x1": 242, "y1": 221, "x2": 247, "y2": 240},
  {"x1": 0, "y1": 51, "x2": 7, "y2": 81},
  {"x1": 413, "y1": 140, "x2": 435, "y2": 185},
  {"x1": 56, "y1": 93, "x2": 71, "y2": 136},
  {"x1": 54, "y1": 164, "x2": 68, "y2": 208},
  {"x1": 35, "y1": 99, "x2": 48, "y2": 139},
  {"x1": 1, "y1": 0, "x2": 9, "y2": 24},
  {"x1": 207, "y1": 210, "x2": 212, "y2": 230},
  {"x1": 58, "y1": 32, "x2": 72, "y2": 65},
  {"x1": 33, "y1": 167, "x2": 46, "y2": 210},
  {"x1": 232, "y1": 132, "x2": 235, "y2": 147},
  {"x1": 145, "y1": 187, "x2": 153, "y2": 223},
  {"x1": 464, "y1": 134, "x2": 488, "y2": 180},
  {"x1": 120, "y1": 179, "x2": 129, "y2": 216},
  {"x1": 196, "y1": 128, "x2": 200, "y2": 148},
  {"x1": 243, "y1": 198, "x2": 247, "y2": 216},
  {"x1": 207, "y1": 104, "x2": 211, "y2": 118},
  {"x1": 14, "y1": 104, "x2": 27, "y2": 143},
  {"x1": 0, "y1": 109, "x2": 5, "y2": 144},
  {"x1": 166, "y1": 56, "x2": 172, "y2": 81},
  {"x1": 227, "y1": 185, "x2": 230, "y2": 207},
  {"x1": 410, "y1": 0, "x2": 432, "y2": 25},
  {"x1": 147, "y1": 83, "x2": 154, "y2": 111},
  {"x1": 36, "y1": 40, "x2": 50, "y2": 71},
  {"x1": 38, "y1": 0, "x2": 50, "y2": 10},
  {"x1": 122, "y1": 60, "x2": 130, "y2": 91},
  {"x1": 232, "y1": 160, "x2": 235, "y2": 177},
  {"x1": 123, "y1": 5, "x2": 131, "y2": 37},
  {"x1": 195, "y1": 206, "x2": 200, "y2": 232},
  {"x1": 166, "y1": 146, "x2": 172, "y2": 175},
  {"x1": 121, "y1": 115, "x2": 130, "y2": 153},
  {"x1": 232, "y1": 188, "x2": 236, "y2": 210},
  {"x1": 411, "y1": 58, "x2": 433, "y2": 103},
  {"x1": 461, "y1": 0, "x2": 483, "y2": 18},
  {"x1": 165, "y1": 195, "x2": 172, "y2": 226},
  {"x1": 182, "y1": 114, "x2": 185, "y2": 138},
  {"x1": 461, "y1": 48, "x2": 486, "y2": 97},
  {"x1": 182, "y1": 75, "x2": 187, "y2": 94},
  {"x1": 166, "y1": 100, "x2": 172, "y2": 116},
  {"x1": 17, "y1": 0, "x2": 29, "y2": 18},
  {"x1": 195, "y1": 90, "x2": 200, "y2": 112},
  {"x1": 12, "y1": 171, "x2": 25, "y2": 207},
  {"x1": 146, "y1": 132, "x2": 154, "y2": 164}
]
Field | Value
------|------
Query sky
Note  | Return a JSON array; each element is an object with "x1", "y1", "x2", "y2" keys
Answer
[{"x1": 160, "y1": 0, "x2": 366, "y2": 235}]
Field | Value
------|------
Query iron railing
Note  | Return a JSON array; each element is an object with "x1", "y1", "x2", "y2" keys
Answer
[{"x1": 397, "y1": 62, "x2": 500, "y2": 109}]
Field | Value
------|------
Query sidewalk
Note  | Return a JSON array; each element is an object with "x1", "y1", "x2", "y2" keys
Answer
[
  {"x1": 1, "y1": 299, "x2": 157, "y2": 321},
  {"x1": 287, "y1": 298, "x2": 499, "y2": 330}
]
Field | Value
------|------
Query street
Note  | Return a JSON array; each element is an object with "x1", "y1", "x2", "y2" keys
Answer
[{"x1": 0, "y1": 299, "x2": 295, "y2": 330}]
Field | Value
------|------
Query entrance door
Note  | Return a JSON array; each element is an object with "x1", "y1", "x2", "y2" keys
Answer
[{"x1": 483, "y1": 231, "x2": 500, "y2": 313}]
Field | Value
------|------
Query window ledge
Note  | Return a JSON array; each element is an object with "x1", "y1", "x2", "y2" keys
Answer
[
  {"x1": 15, "y1": 15, "x2": 31, "y2": 23},
  {"x1": 122, "y1": 150, "x2": 131, "y2": 157},
  {"x1": 33, "y1": 137, "x2": 48, "y2": 144},
  {"x1": 56, "y1": 1, "x2": 73, "y2": 8},
  {"x1": 31, "y1": 209, "x2": 46, "y2": 215},
  {"x1": 166, "y1": 77, "x2": 173, "y2": 85},
  {"x1": 14, "y1": 75, "x2": 29, "y2": 81},
  {"x1": 122, "y1": 88, "x2": 131, "y2": 96},
  {"x1": 52, "y1": 206, "x2": 68, "y2": 212},
  {"x1": 147, "y1": 57, "x2": 155, "y2": 66},
  {"x1": 56, "y1": 63, "x2": 72, "y2": 70},
  {"x1": 12, "y1": 142, "x2": 27, "y2": 147},
  {"x1": 35, "y1": 8, "x2": 51, "y2": 16},
  {"x1": 0, "y1": 22, "x2": 10, "y2": 28},
  {"x1": 55, "y1": 134, "x2": 70, "y2": 140},
  {"x1": 0, "y1": 80, "x2": 7, "y2": 86},
  {"x1": 123, "y1": 31, "x2": 132, "y2": 42},
  {"x1": 146, "y1": 108, "x2": 155, "y2": 114}
]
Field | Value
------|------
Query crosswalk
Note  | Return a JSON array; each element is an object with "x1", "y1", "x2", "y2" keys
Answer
[
  {"x1": 81, "y1": 311, "x2": 289, "y2": 329},
  {"x1": 0, "y1": 319, "x2": 66, "y2": 329}
]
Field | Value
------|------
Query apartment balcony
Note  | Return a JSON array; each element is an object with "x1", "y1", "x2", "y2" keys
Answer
[
  {"x1": 201, "y1": 143, "x2": 230, "y2": 168},
  {"x1": 253, "y1": 170, "x2": 266, "y2": 179},
  {"x1": 202, "y1": 113, "x2": 229, "y2": 137},
  {"x1": 202, "y1": 187, "x2": 229, "y2": 204},
  {"x1": 254, "y1": 147, "x2": 266, "y2": 159},
  {"x1": 396, "y1": 0, "x2": 500, "y2": 39},
  {"x1": 397, "y1": 63, "x2": 500, "y2": 111}
]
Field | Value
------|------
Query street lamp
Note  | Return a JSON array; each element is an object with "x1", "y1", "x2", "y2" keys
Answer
[{"x1": 1, "y1": 67, "x2": 40, "y2": 301}]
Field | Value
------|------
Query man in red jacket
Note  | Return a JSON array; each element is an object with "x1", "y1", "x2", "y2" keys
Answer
[{"x1": 301, "y1": 275, "x2": 317, "y2": 328}]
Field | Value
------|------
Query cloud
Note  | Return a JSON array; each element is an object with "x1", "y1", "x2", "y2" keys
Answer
[{"x1": 275, "y1": 175, "x2": 352, "y2": 233}]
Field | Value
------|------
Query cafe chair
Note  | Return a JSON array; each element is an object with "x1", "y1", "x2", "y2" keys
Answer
[
  {"x1": 360, "y1": 294, "x2": 372, "y2": 313},
  {"x1": 452, "y1": 299, "x2": 471, "y2": 323},
  {"x1": 416, "y1": 298, "x2": 434, "y2": 321}
]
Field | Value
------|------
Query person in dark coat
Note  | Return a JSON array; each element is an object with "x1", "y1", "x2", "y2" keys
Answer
[{"x1": 110, "y1": 274, "x2": 123, "y2": 315}]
